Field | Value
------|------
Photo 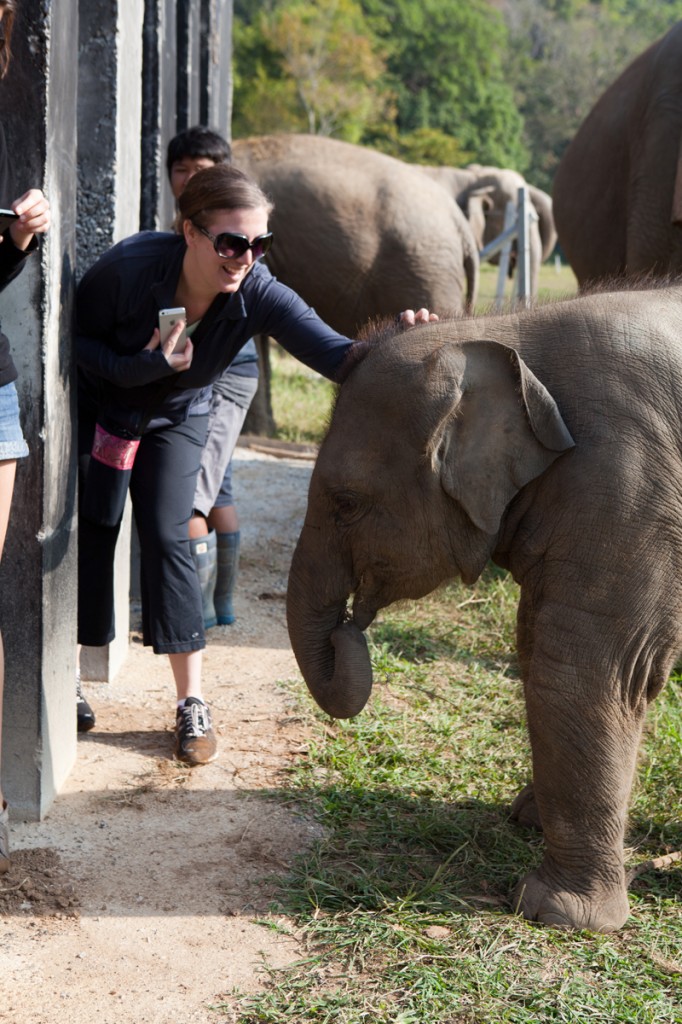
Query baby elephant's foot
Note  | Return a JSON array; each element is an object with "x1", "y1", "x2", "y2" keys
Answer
[
  {"x1": 513, "y1": 868, "x2": 630, "y2": 933},
  {"x1": 509, "y1": 783, "x2": 543, "y2": 831}
]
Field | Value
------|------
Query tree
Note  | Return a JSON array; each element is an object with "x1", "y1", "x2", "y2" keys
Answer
[
  {"x1": 504, "y1": 0, "x2": 682, "y2": 191},
  {"x1": 360, "y1": 0, "x2": 528, "y2": 169},
  {"x1": 233, "y1": 0, "x2": 391, "y2": 142}
]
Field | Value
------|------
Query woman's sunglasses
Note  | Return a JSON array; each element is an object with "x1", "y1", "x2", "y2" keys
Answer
[{"x1": 193, "y1": 223, "x2": 274, "y2": 260}]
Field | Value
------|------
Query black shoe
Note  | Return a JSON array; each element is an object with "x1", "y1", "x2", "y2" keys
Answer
[
  {"x1": 77, "y1": 676, "x2": 96, "y2": 733},
  {"x1": 174, "y1": 697, "x2": 218, "y2": 765}
]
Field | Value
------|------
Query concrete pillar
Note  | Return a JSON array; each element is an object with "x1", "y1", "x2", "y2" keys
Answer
[
  {"x1": 140, "y1": 0, "x2": 178, "y2": 231},
  {"x1": 0, "y1": 0, "x2": 79, "y2": 819},
  {"x1": 177, "y1": 0, "x2": 202, "y2": 132},
  {"x1": 200, "y1": 0, "x2": 232, "y2": 140},
  {"x1": 77, "y1": 0, "x2": 145, "y2": 683},
  {"x1": 175, "y1": 0, "x2": 232, "y2": 141}
]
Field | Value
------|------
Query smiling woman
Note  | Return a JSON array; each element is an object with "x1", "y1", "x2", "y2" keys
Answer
[
  {"x1": 173, "y1": 170, "x2": 273, "y2": 320},
  {"x1": 74, "y1": 162, "x2": 360, "y2": 768}
]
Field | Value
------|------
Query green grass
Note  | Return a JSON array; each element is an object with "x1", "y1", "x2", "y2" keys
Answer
[
  {"x1": 247, "y1": 259, "x2": 682, "y2": 1024},
  {"x1": 219, "y1": 571, "x2": 682, "y2": 1023},
  {"x1": 270, "y1": 345, "x2": 335, "y2": 444},
  {"x1": 477, "y1": 259, "x2": 578, "y2": 311}
]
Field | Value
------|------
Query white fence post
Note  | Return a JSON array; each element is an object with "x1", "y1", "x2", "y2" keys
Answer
[
  {"x1": 516, "y1": 186, "x2": 532, "y2": 308},
  {"x1": 495, "y1": 201, "x2": 516, "y2": 309},
  {"x1": 479, "y1": 186, "x2": 537, "y2": 309}
]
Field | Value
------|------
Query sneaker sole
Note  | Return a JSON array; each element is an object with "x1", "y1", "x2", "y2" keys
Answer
[{"x1": 173, "y1": 749, "x2": 219, "y2": 766}]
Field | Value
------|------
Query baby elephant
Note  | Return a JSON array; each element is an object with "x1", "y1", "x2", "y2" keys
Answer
[{"x1": 286, "y1": 282, "x2": 682, "y2": 933}]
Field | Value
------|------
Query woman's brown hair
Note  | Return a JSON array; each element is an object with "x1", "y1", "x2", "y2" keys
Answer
[
  {"x1": 178, "y1": 163, "x2": 273, "y2": 227},
  {"x1": 0, "y1": 1, "x2": 17, "y2": 79}
]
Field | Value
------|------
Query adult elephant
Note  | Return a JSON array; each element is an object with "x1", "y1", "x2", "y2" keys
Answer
[
  {"x1": 286, "y1": 281, "x2": 682, "y2": 933},
  {"x1": 232, "y1": 135, "x2": 479, "y2": 336},
  {"x1": 419, "y1": 163, "x2": 557, "y2": 297},
  {"x1": 552, "y1": 21, "x2": 682, "y2": 286}
]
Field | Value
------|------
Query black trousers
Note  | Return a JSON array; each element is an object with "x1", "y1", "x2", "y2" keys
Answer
[{"x1": 78, "y1": 403, "x2": 209, "y2": 654}]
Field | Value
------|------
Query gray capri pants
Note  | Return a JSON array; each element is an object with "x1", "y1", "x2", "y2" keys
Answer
[{"x1": 192, "y1": 370, "x2": 259, "y2": 515}]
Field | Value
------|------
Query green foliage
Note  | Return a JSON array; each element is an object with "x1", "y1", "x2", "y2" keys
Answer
[
  {"x1": 359, "y1": 0, "x2": 528, "y2": 169},
  {"x1": 505, "y1": 0, "x2": 682, "y2": 190},
  {"x1": 370, "y1": 126, "x2": 472, "y2": 167},
  {"x1": 233, "y1": 0, "x2": 527, "y2": 168},
  {"x1": 233, "y1": 0, "x2": 392, "y2": 142},
  {"x1": 234, "y1": 0, "x2": 682, "y2": 194}
]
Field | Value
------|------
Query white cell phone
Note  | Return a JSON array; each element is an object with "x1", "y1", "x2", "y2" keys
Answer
[
  {"x1": 159, "y1": 306, "x2": 188, "y2": 354},
  {"x1": 0, "y1": 208, "x2": 18, "y2": 234}
]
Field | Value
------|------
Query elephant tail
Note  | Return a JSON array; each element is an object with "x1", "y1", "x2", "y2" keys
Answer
[{"x1": 463, "y1": 242, "x2": 480, "y2": 314}]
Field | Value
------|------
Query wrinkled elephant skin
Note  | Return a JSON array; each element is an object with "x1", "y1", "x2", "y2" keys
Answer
[
  {"x1": 286, "y1": 283, "x2": 682, "y2": 933},
  {"x1": 553, "y1": 21, "x2": 682, "y2": 286},
  {"x1": 233, "y1": 134, "x2": 479, "y2": 336}
]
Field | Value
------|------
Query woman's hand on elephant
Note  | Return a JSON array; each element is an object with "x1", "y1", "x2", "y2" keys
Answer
[
  {"x1": 399, "y1": 308, "x2": 439, "y2": 326},
  {"x1": 144, "y1": 323, "x2": 194, "y2": 372}
]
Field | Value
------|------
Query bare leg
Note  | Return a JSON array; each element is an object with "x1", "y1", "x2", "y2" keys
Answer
[
  {"x1": 168, "y1": 649, "x2": 204, "y2": 702},
  {"x1": 188, "y1": 513, "x2": 209, "y2": 540},
  {"x1": 168, "y1": 649, "x2": 217, "y2": 765},
  {"x1": 0, "y1": 458, "x2": 18, "y2": 812}
]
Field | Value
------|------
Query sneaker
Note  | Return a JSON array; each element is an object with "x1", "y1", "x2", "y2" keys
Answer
[
  {"x1": 174, "y1": 697, "x2": 218, "y2": 766},
  {"x1": 77, "y1": 675, "x2": 96, "y2": 733},
  {"x1": 0, "y1": 801, "x2": 9, "y2": 873}
]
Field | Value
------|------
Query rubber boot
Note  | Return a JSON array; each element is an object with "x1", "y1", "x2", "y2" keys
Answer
[
  {"x1": 189, "y1": 530, "x2": 218, "y2": 629},
  {"x1": 215, "y1": 531, "x2": 240, "y2": 625}
]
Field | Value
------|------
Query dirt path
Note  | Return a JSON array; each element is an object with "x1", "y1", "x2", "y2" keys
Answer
[{"x1": 0, "y1": 443, "x2": 320, "y2": 1024}]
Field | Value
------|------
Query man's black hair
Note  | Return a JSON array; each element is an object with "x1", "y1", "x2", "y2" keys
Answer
[{"x1": 166, "y1": 125, "x2": 231, "y2": 178}]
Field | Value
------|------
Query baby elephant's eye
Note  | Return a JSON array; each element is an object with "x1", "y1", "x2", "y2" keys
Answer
[{"x1": 332, "y1": 490, "x2": 365, "y2": 525}]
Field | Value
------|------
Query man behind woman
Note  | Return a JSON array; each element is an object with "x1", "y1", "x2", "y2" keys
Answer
[{"x1": 168, "y1": 126, "x2": 259, "y2": 635}]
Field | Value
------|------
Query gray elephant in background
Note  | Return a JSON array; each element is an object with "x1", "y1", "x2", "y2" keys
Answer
[
  {"x1": 232, "y1": 134, "x2": 479, "y2": 336},
  {"x1": 287, "y1": 281, "x2": 682, "y2": 933},
  {"x1": 552, "y1": 21, "x2": 682, "y2": 286},
  {"x1": 420, "y1": 163, "x2": 557, "y2": 297}
]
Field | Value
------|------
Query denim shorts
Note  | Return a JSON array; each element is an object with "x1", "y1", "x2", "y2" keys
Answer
[{"x1": 0, "y1": 380, "x2": 28, "y2": 459}]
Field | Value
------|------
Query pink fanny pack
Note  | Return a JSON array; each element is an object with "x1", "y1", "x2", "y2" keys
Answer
[
  {"x1": 82, "y1": 421, "x2": 142, "y2": 528},
  {"x1": 91, "y1": 422, "x2": 140, "y2": 471}
]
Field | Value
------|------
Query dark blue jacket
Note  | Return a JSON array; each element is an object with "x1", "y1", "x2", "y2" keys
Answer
[
  {"x1": 76, "y1": 231, "x2": 353, "y2": 433},
  {"x1": 0, "y1": 123, "x2": 38, "y2": 387}
]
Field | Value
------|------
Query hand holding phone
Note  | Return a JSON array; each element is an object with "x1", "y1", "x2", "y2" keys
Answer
[
  {"x1": 159, "y1": 307, "x2": 188, "y2": 354},
  {"x1": 0, "y1": 208, "x2": 19, "y2": 235}
]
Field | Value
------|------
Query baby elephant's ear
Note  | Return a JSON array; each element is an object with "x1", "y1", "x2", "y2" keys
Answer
[{"x1": 437, "y1": 341, "x2": 575, "y2": 535}]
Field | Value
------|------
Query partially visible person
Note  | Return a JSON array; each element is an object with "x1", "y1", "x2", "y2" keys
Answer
[
  {"x1": 0, "y1": 0, "x2": 52, "y2": 870},
  {"x1": 168, "y1": 125, "x2": 259, "y2": 632},
  {"x1": 75, "y1": 162, "x2": 434, "y2": 768},
  {"x1": 167, "y1": 125, "x2": 231, "y2": 206}
]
